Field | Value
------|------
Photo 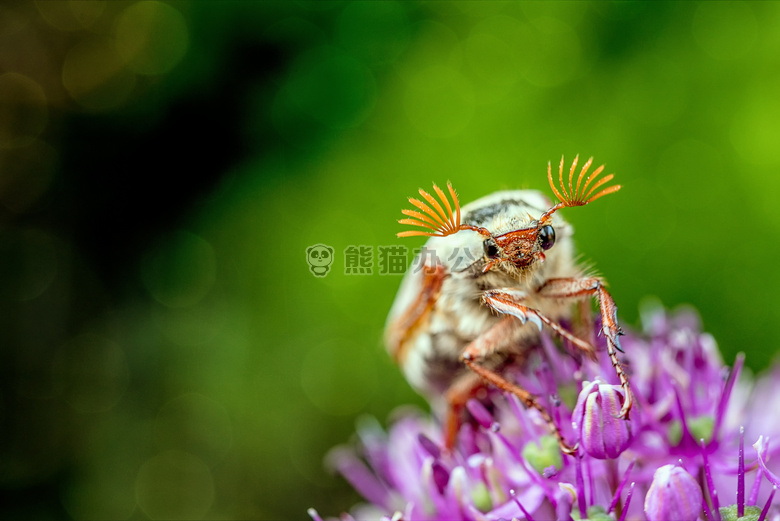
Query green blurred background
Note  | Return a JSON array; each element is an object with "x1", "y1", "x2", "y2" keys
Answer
[{"x1": 1, "y1": 1, "x2": 779, "y2": 519}]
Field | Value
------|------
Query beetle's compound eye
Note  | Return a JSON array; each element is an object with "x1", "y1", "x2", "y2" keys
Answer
[
  {"x1": 483, "y1": 237, "x2": 499, "y2": 258},
  {"x1": 539, "y1": 225, "x2": 555, "y2": 250}
]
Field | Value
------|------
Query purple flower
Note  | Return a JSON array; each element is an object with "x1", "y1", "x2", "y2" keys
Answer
[
  {"x1": 311, "y1": 306, "x2": 780, "y2": 521},
  {"x1": 643, "y1": 464, "x2": 702, "y2": 521},
  {"x1": 572, "y1": 379, "x2": 633, "y2": 459}
]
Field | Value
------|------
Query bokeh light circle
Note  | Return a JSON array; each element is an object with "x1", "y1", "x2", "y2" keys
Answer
[
  {"x1": 35, "y1": 0, "x2": 105, "y2": 31},
  {"x1": 62, "y1": 37, "x2": 137, "y2": 111},
  {"x1": 0, "y1": 72, "x2": 48, "y2": 149},
  {"x1": 115, "y1": 0, "x2": 189, "y2": 76}
]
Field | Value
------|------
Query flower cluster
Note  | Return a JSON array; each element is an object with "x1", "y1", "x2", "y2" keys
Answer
[{"x1": 311, "y1": 305, "x2": 780, "y2": 520}]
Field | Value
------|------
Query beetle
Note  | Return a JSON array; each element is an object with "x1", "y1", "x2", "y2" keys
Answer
[{"x1": 384, "y1": 156, "x2": 632, "y2": 454}]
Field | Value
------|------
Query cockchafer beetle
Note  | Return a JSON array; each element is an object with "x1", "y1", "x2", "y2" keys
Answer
[{"x1": 385, "y1": 156, "x2": 631, "y2": 455}]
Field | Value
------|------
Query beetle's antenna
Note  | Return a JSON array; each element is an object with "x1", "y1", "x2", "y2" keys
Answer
[
  {"x1": 540, "y1": 155, "x2": 620, "y2": 223},
  {"x1": 398, "y1": 182, "x2": 489, "y2": 238},
  {"x1": 398, "y1": 182, "x2": 461, "y2": 237},
  {"x1": 549, "y1": 155, "x2": 621, "y2": 207}
]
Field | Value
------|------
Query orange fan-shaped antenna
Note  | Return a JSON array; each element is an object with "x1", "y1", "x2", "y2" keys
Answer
[
  {"x1": 548, "y1": 155, "x2": 621, "y2": 208},
  {"x1": 397, "y1": 182, "x2": 462, "y2": 238}
]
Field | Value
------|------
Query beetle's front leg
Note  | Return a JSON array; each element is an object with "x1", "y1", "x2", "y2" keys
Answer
[
  {"x1": 454, "y1": 315, "x2": 578, "y2": 455},
  {"x1": 537, "y1": 277, "x2": 633, "y2": 419},
  {"x1": 476, "y1": 289, "x2": 597, "y2": 360}
]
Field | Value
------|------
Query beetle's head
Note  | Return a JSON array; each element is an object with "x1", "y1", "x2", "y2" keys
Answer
[
  {"x1": 397, "y1": 155, "x2": 620, "y2": 275},
  {"x1": 478, "y1": 216, "x2": 557, "y2": 273}
]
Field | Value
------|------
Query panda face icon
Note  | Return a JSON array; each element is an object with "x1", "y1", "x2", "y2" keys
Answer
[{"x1": 306, "y1": 244, "x2": 334, "y2": 277}]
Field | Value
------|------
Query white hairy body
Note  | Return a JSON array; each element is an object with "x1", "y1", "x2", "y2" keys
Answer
[{"x1": 385, "y1": 189, "x2": 581, "y2": 402}]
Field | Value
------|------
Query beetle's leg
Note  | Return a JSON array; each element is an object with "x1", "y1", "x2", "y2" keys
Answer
[
  {"x1": 461, "y1": 357, "x2": 578, "y2": 455},
  {"x1": 456, "y1": 315, "x2": 578, "y2": 455},
  {"x1": 443, "y1": 371, "x2": 485, "y2": 450},
  {"x1": 536, "y1": 277, "x2": 632, "y2": 419},
  {"x1": 444, "y1": 317, "x2": 515, "y2": 449},
  {"x1": 479, "y1": 289, "x2": 597, "y2": 360},
  {"x1": 385, "y1": 263, "x2": 447, "y2": 364}
]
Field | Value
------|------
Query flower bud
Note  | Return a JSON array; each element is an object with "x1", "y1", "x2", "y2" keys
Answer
[
  {"x1": 572, "y1": 380, "x2": 633, "y2": 459},
  {"x1": 644, "y1": 465, "x2": 703, "y2": 521}
]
